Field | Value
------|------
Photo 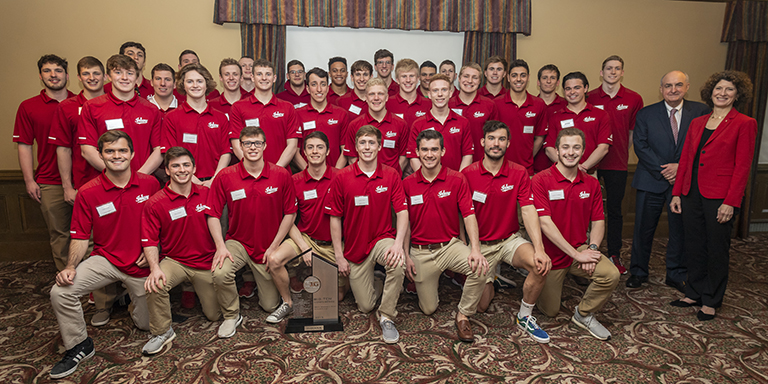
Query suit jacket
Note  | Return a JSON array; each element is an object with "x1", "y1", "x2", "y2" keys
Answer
[
  {"x1": 672, "y1": 108, "x2": 757, "y2": 207},
  {"x1": 632, "y1": 99, "x2": 709, "y2": 194}
]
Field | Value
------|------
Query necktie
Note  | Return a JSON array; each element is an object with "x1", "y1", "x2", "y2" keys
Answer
[{"x1": 670, "y1": 108, "x2": 678, "y2": 144}]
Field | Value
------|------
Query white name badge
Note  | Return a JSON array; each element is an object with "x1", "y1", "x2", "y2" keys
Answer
[
  {"x1": 354, "y1": 195, "x2": 369, "y2": 206},
  {"x1": 523, "y1": 125, "x2": 534, "y2": 134},
  {"x1": 245, "y1": 118, "x2": 260, "y2": 127},
  {"x1": 105, "y1": 118, "x2": 124, "y2": 130},
  {"x1": 383, "y1": 139, "x2": 396, "y2": 149},
  {"x1": 594, "y1": 105, "x2": 605, "y2": 110},
  {"x1": 303, "y1": 189, "x2": 318, "y2": 200},
  {"x1": 348, "y1": 104, "x2": 362, "y2": 115},
  {"x1": 451, "y1": 108, "x2": 463, "y2": 116},
  {"x1": 549, "y1": 189, "x2": 565, "y2": 200},
  {"x1": 96, "y1": 202, "x2": 117, "y2": 217},
  {"x1": 410, "y1": 195, "x2": 424, "y2": 205},
  {"x1": 560, "y1": 119, "x2": 575, "y2": 128},
  {"x1": 472, "y1": 191, "x2": 487, "y2": 204},
  {"x1": 231, "y1": 188, "x2": 246, "y2": 201},
  {"x1": 395, "y1": 113, "x2": 404, "y2": 119},
  {"x1": 169, "y1": 206, "x2": 187, "y2": 221},
  {"x1": 303, "y1": 121, "x2": 316, "y2": 131},
  {"x1": 78, "y1": 107, "x2": 82, "y2": 115},
  {"x1": 182, "y1": 133, "x2": 198, "y2": 144}
]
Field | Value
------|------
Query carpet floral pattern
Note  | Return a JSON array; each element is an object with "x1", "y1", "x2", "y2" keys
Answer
[{"x1": 2, "y1": 235, "x2": 768, "y2": 383}]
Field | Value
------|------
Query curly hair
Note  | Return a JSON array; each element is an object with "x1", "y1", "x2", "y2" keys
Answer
[
  {"x1": 700, "y1": 70, "x2": 753, "y2": 110},
  {"x1": 176, "y1": 63, "x2": 217, "y2": 96}
]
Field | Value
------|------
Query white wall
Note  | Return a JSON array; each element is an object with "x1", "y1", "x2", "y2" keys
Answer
[{"x1": 760, "y1": 102, "x2": 768, "y2": 164}]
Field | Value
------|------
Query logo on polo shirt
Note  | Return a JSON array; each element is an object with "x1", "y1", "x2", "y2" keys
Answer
[
  {"x1": 449, "y1": 127, "x2": 460, "y2": 134},
  {"x1": 386, "y1": 131, "x2": 397, "y2": 138},
  {"x1": 501, "y1": 184, "x2": 514, "y2": 192},
  {"x1": 266, "y1": 186, "x2": 278, "y2": 194},
  {"x1": 328, "y1": 119, "x2": 339, "y2": 125},
  {"x1": 208, "y1": 122, "x2": 219, "y2": 129},
  {"x1": 617, "y1": 104, "x2": 629, "y2": 110},
  {"x1": 136, "y1": 194, "x2": 149, "y2": 203},
  {"x1": 579, "y1": 191, "x2": 590, "y2": 199},
  {"x1": 135, "y1": 117, "x2": 148, "y2": 125},
  {"x1": 415, "y1": 111, "x2": 426, "y2": 117},
  {"x1": 473, "y1": 111, "x2": 485, "y2": 118},
  {"x1": 272, "y1": 111, "x2": 284, "y2": 118},
  {"x1": 195, "y1": 204, "x2": 209, "y2": 212},
  {"x1": 376, "y1": 185, "x2": 388, "y2": 194},
  {"x1": 525, "y1": 111, "x2": 536, "y2": 118},
  {"x1": 438, "y1": 190, "x2": 451, "y2": 198},
  {"x1": 584, "y1": 116, "x2": 596, "y2": 122}
]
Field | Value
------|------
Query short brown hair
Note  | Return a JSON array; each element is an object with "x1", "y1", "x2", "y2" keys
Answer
[
  {"x1": 601, "y1": 55, "x2": 624, "y2": 70},
  {"x1": 459, "y1": 62, "x2": 483, "y2": 78},
  {"x1": 350, "y1": 60, "x2": 373, "y2": 75},
  {"x1": 253, "y1": 58, "x2": 275, "y2": 73},
  {"x1": 77, "y1": 56, "x2": 103, "y2": 75},
  {"x1": 428, "y1": 74, "x2": 452, "y2": 87},
  {"x1": 176, "y1": 63, "x2": 218, "y2": 96},
  {"x1": 355, "y1": 125, "x2": 381, "y2": 144},
  {"x1": 106, "y1": 54, "x2": 139, "y2": 74},
  {"x1": 556, "y1": 128, "x2": 585, "y2": 149},
  {"x1": 483, "y1": 56, "x2": 507, "y2": 72},
  {"x1": 98, "y1": 130, "x2": 133, "y2": 153},
  {"x1": 219, "y1": 58, "x2": 241, "y2": 76},
  {"x1": 700, "y1": 70, "x2": 753, "y2": 110},
  {"x1": 164, "y1": 146, "x2": 195, "y2": 166},
  {"x1": 240, "y1": 126, "x2": 265, "y2": 141}
]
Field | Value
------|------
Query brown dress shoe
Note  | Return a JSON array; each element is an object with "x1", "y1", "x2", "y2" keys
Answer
[{"x1": 456, "y1": 318, "x2": 474, "y2": 342}]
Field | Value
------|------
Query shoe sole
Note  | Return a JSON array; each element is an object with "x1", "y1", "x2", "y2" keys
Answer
[
  {"x1": 383, "y1": 335, "x2": 399, "y2": 344},
  {"x1": 142, "y1": 332, "x2": 177, "y2": 356},
  {"x1": 516, "y1": 322, "x2": 550, "y2": 344},
  {"x1": 218, "y1": 315, "x2": 244, "y2": 338},
  {"x1": 49, "y1": 348, "x2": 95, "y2": 379},
  {"x1": 570, "y1": 316, "x2": 611, "y2": 341},
  {"x1": 91, "y1": 316, "x2": 110, "y2": 327},
  {"x1": 239, "y1": 292, "x2": 256, "y2": 298}
]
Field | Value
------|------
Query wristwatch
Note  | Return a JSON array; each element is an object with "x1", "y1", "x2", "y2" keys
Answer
[{"x1": 588, "y1": 244, "x2": 598, "y2": 251}]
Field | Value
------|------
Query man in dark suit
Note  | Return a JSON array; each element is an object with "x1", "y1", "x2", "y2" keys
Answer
[{"x1": 627, "y1": 71, "x2": 709, "y2": 290}]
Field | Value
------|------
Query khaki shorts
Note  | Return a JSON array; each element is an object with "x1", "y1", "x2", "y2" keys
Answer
[
  {"x1": 285, "y1": 232, "x2": 347, "y2": 288},
  {"x1": 482, "y1": 233, "x2": 531, "y2": 283}
]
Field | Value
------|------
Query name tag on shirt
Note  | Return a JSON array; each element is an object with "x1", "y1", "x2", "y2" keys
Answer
[
  {"x1": 78, "y1": 107, "x2": 82, "y2": 115},
  {"x1": 231, "y1": 188, "x2": 246, "y2": 201},
  {"x1": 105, "y1": 118, "x2": 124, "y2": 130},
  {"x1": 451, "y1": 108, "x2": 463, "y2": 116},
  {"x1": 245, "y1": 118, "x2": 260, "y2": 127},
  {"x1": 303, "y1": 189, "x2": 318, "y2": 200},
  {"x1": 472, "y1": 191, "x2": 487, "y2": 204},
  {"x1": 523, "y1": 125, "x2": 534, "y2": 134},
  {"x1": 294, "y1": 102, "x2": 307, "y2": 109},
  {"x1": 560, "y1": 119, "x2": 575, "y2": 128},
  {"x1": 303, "y1": 121, "x2": 316, "y2": 131},
  {"x1": 383, "y1": 139, "x2": 396, "y2": 149},
  {"x1": 182, "y1": 133, "x2": 198, "y2": 144},
  {"x1": 410, "y1": 195, "x2": 424, "y2": 205},
  {"x1": 594, "y1": 105, "x2": 605, "y2": 110},
  {"x1": 549, "y1": 189, "x2": 565, "y2": 200},
  {"x1": 395, "y1": 113, "x2": 404, "y2": 119},
  {"x1": 96, "y1": 202, "x2": 117, "y2": 217},
  {"x1": 348, "y1": 104, "x2": 362, "y2": 115},
  {"x1": 169, "y1": 206, "x2": 187, "y2": 221},
  {"x1": 354, "y1": 195, "x2": 369, "y2": 206}
]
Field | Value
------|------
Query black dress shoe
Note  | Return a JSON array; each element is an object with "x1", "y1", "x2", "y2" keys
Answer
[
  {"x1": 670, "y1": 299, "x2": 702, "y2": 307},
  {"x1": 697, "y1": 310, "x2": 716, "y2": 321},
  {"x1": 665, "y1": 278, "x2": 686, "y2": 293},
  {"x1": 625, "y1": 275, "x2": 648, "y2": 288}
]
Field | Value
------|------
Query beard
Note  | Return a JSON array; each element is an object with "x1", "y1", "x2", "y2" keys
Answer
[
  {"x1": 484, "y1": 147, "x2": 506, "y2": 161},
  {"x1": 44, "y1": 78, "x2": 67, "y2": 91}
]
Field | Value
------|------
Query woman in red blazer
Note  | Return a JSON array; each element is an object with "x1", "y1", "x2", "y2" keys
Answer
[{"x1": 669, "y1": 71, "x2": 756, "y2": 320}]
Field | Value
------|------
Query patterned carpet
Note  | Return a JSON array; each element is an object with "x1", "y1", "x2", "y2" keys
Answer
[{"x1": 3, "y1": 235, "x2": 768, "y2": 383}]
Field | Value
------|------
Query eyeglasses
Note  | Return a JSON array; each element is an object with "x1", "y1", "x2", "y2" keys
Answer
[
  {"x1": 289, "y1": 70, "x2": 305, "y2": 75},
  {"x1": 376, "y1": 60, "x2": 392, "y2": 66},
  {"x1": 241, "y1": 140, "x2": 265, "y2": 148}
]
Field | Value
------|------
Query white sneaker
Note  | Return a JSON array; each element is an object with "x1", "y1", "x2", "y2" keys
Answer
[
  {"x1": 380, "y1": 317, "x2": 399, "y2": 344},
  {"x1": 571, "y1": 305, "x2": 611, "y2": 341},
  {"x1": 218, "y1": 314, "x2": 243, "y2": 338},
  {"x1": 142, "y1": 327, "x2": 176, "y2": 355}
]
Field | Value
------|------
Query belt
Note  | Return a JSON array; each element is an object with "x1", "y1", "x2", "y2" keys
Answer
[
  {"x1": 311, "y1": 237, "x2": 333, "y2": 246},
  {"x1": 198, "y1": 176, "x2": 213, "y2": 181},
  {"x1": 413, "y1": 241, "x2": 449, "y2": 251},
  {"x1": 481, "y1": 238, "x2": 506, "y2": 246}
]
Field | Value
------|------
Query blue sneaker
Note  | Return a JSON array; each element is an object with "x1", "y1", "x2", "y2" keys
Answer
[{"x1": 516, "y1": 314, "x2": 550, "y2": 343}]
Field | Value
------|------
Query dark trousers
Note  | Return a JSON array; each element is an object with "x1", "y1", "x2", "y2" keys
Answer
[
  {"x1": 598, "y1": 170, "x2": 627, "y2": 257},
  {"x1": 629, "y1": 188, "x2": 685, "y2": 281},
  {"x1": 681, "y1": 183, "x2": 734, "y2": 308}
]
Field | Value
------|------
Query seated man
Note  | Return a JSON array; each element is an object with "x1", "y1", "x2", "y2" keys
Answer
[
  {"x1": 141, "y1": 147, "x2": 225, "y2": 355},
  {"x1": 532, "y1": 128, "x2": 619, "y2": 341},
  {"x1": 264, "y1": 131, "x2": 347, "y2": 323},
  {"x1": 403, "y1": 129, "x2": 488, "y2": 343},
  {"x1": 462, "y1": 120, "x2": 552, "y2": 343},
  {"x1": 49, "y1": 131, "x2": 160, "y2": 379}
]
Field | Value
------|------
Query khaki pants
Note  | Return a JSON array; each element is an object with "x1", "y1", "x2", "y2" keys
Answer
[
  {"x1": 147, "y1": 258, "x2": 222, "y2": 335},
  {"x1": 410, "y1": 238, "x2": 488, "y2": 317},
  {"x1": 212, "y1": 240, "x2": 280, "y2": 319},
  {"x1": 285, "y1": 233, "x2": 348, "y2": 288},
  {"x1": 50, "y1": 256, "x2": 149, "y2": 350},
  {"x1": 483, "y1": 233, "x2": 530, "y2": 283},
  {"x1": 40, "y1": 184, "x2": 71, "y2": 271},
  {"x1": 349, "y1": 238, "x2": 404, "y2": 320},
  {"x1": 537, "y1": 245, "x2": 620, "y2": 317}
]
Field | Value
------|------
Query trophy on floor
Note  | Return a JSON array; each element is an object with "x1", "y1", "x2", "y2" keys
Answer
[{"x1": 285, "y1": 249, "x2": 343, "y2": 333}]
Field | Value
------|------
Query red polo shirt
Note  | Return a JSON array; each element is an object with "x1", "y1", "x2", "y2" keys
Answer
[
  {"x1": 387, "y1": 79, "x2": 400, "y2": 96},
  {"x1": 404, "y1": 166, "x2": 474, "y2": 244},
  {"x1": 336, "y1": 91, "x2": 368, "y2": 121},
  {"x1": 208, "y1": 94, "x2": 241, "y2": 117},
  {"x1": 343, "y1": 111, "x2": 409, "y2": 174},
  {"x1": 13, "y1": 89, "x2": 74, "y2": 185},
  {"x1": 449, "y1": 93, "x2": 499, "y2": 162},
  {"x1": 141, "y1": 184, "x2": 215, "y2": 270},
  {"x1": 276, "y1": 81, "x2": 310, "y2": 109},
  {"x1": 48, "y1": 92, "x2": 100, "y2": 189},
  {"x1": 407, "y1": 110, "x2": 474, "y2": 171},
  {"x1": 533, "y1": 94, "x2": 568, "y2": 173},
  {"x1": 544, "y1": 104, "x2": 613, "y2": 167},
  {"x1": 328, "y1": 84, "x2": 350, "y2": 106},
  {"x1": 386, "y1": 93, "x2": 431, "y2": 127},
  {"x1": 296, "y1": 103, "x2": 348, "y2": 167},
  {"x1": 493, "y1": 91, "x2": 548, "y2": 175},
  {"x1": 324, "y1": 162, "x2": 407, "y2": 263},
  {"x1": 532, "y1": 165, "x2": 604, "y2": 270},
  {"x1": 229, "y1": 94, "x2": 302, "y2": 165},
  {"x1": 206, "y1": 162, "x2": 297, "y2": 263},
  {"x1": 78, "y1": 92, "x2": 163, "y2": 166},
  {"x1": 161, "y1": 102, "x2": 231, "y2": 179},
  {"x1": 173, "y1": 89, "x2": 221, "y2": 104},
  {"x1": 478, "y1": 84, "x2": 507, "y2": 99},
  {"x1": 462, "y1": 160, "x2": 532, "y2": 241},
  {"x1": 293, "y1": 166, "x2": 338, "y2": 241},
  {"x1": 586, "y1": 85, "x2": 643, "y2": 171},
  {"x1": 104, "y1": 77, "x2": 153, "y2": 99},
  {"x1": 70, "y1": 171, "x2": 160, "y2": 277}
]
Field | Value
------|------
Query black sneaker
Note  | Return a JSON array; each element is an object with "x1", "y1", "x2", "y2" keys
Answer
[{"x1": 50, "y1": 337, "x2": 95, "y2": 379}]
